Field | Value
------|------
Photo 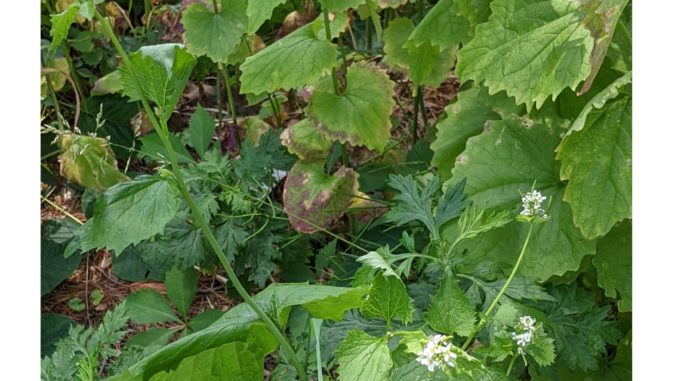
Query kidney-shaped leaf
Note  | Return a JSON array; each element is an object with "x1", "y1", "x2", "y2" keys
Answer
[
  {"x1": 181, "y1": 0, "x2": 248, "y2": 63},
  {"x1": 280, "y1": 119, "x2": 332, "y2": 161}
]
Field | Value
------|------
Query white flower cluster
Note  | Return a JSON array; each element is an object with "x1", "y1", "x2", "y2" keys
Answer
[
  {"x1": 511, "y1": 315, "x2": 537, "y2": 354},
  {"x1": 520, "y1": 190, "x2": 548, "y2": 219},
  {"x1": 416, "y1": 334, "x2": 458, "y2": 372}
]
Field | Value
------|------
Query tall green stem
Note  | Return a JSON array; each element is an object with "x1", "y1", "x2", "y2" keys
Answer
[
  {"x1": 220, "y1": 64, "x2": 240, "y2": 145},
  {"x1": 94, "y1": 11, "x2": 308, "y2": 381},
  {"x1": 461, "y1": 223, "x2": 535, "y2": 350},
  {"x1": 506, "y1": 353, "x2": 518, "y2": 376},
  {"x1": 322, "y1": 8, "x2": 340, "y2": 94},
  {"x1": 215, "y1": 65, "x2": 223, "y2": 129}
]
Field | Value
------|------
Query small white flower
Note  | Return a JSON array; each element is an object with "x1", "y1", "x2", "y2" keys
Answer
[
  {"x1": 416, "y1": 335, "x2": 458, "y2": 373},
  {"x1": 511, "y1": 315, "x2": 537, "y2": 354},
  {"x1": 520, "y1": 190, "x2": 548, "y2": 219}
]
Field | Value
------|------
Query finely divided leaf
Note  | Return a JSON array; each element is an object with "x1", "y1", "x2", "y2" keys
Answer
[
  {"x1": 425, "y1": 276, "x2": 476, "y2": 337},
  {"x1": 362, "y1": 272, "x2": 414, "y2": 325},
  {"x1": 557, "y1": 96, "x2": 631, "y2": 238},
  {"x1": 385, "y1": 174, "x2": 439, "y2": 234},
  {"x1": 593, "y1": 220, "x2": 631, "y2": 312},
  {"x1": 431, "y1": 86, "x2": 522, "y2": 180},
  {"x1": 181, "y1": 0, "x2": 248, "y2": 63},
  {"x1": 456, "y1": 0, "x2": 595, "y2": 110},
  {"x1": 335, "y1": 330, "x2": 393, "y2": 381},
  {"x1": 81, "y1": 175, "x2": 181, "y2": 254},
  {"x1": 283, "y1": 161, "x2": 358, "y2": 234},
  {"x1": 308, "y1": 61, "x2": 395, "y2": 152}
]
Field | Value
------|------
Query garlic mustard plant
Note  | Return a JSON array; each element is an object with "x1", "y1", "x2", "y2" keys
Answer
[{"x1": 416, "y1": 334, "x2": 458, "y2": 373}]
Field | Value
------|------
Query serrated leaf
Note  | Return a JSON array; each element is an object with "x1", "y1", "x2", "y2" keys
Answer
[
  {"x1": 57, "y1": 133, "x2": 130, "y2": 191},
  {"x1": 50, "y1": 3, "x2": 80, "y2": 51},
  {"x1": 126, "y1": 289, "x2": 181, "y2": 324},
  {"x1": 283, "y1": 161, "x2": 358, "y2": 234},
  {"x1": 527, "y1": 331, "x2": 556, "y2": 367},
  {"x1": 457, "y1": 0, "x2": 595, "y2": 110},
  {"x1": 181, "y1": 0, "x2": 248, "y2": 63},
  {"x1": 431, "y1": 86, "x2": 522, "y2": 180},
  {"x1": 165, "y1": 267, "x2": 198, "y2": 318},
  {"x1": 408, "y1": 0, "x2": 473, "y2": 50},
  {"x1": 239, "y1": 19, "x2": 339, "y2": 94},
  {"x1": 382, "y1": 17, "x2": 455, "y2": 88},
  {"x1": 426, "y1": 276, "x2": 476, "y2": 337},
  {"x1": 80, "y1": 175, "x2": 181, "y2": 254},
  {"x1": 449, "y1": 117, "x2": 596, "y2": 281},
  {"x1": 362, "y1": 272, "x2": 414, "y2": 326},
  {"x1": 566, "y1": 72, "x2": 631, "y2": 135},
  {"x1": 280, "y1": 119, "x2": 332, "y2": 160},
  {"x1": 119, "y1": 44, "x2": 196, "y2": 122},
  {"x1": 385, "y1": 174, "x2": 439, "y2": 234},
  {"x1": 557, "y1": 96, "x2": 631, "y2": 238},
  {"x1": 577, "y1": 0, "x2": 630, "y2": 94},
  {"x1": 187, "y1": 105, "x2": 215, "y2": 158},
  {"x1": 246, "y1": 0, "x2": 287, "y2": 34},
  {"x1": 356, "y1": 249, "x2": 398, "y2": 277},
  {"x1": 308, "y1": 61, "x2": 395, "y2": 152},
  {"x1": 336, "y1": 330, "x2": 393, "y2": 381},
  {"x1": 592, "y1": 220, "x2": 631, "y2": 312}
]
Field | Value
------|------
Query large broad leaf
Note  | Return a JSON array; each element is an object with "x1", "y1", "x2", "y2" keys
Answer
[
  {"x1": 181, "y1": 0, "x2": 248, "y2": 63},
  {"x1": 407, "y1": 0, "x2": 477, "y2": 50},
  {"x1": 186, "y1": 106, "x2": 215, "y2": 159},
  {"x1": 41, "y1": 313, "x2": 75, "y2": 357},
  {"x1": 80, "y1": 175, "x2": 181, "y2": 254},
  {"x1": 593, "y1": 220, "x2": 631, "y2": 312},
  {"x1": 425, "y1": 276, "x2": 476, "y2": 337},
  {"x1": 110, "y1": 284, "x2": 365, "y2": 380},
  {"x1": 557, "y1": 96, "x2": 631, "y2": 239},
  {"x1": 448, "y1": 117, "x2": 596, "y2": 281},
  {"x1": 577, "y1": 0, "x2": 630, "y2": 94},
  {"x1": 382, "y1": 17, "x2": 455, "y2": 88},
  {"x1": 361, "y1": 272, "x2": 414, "y2": 326},
  {"x1": 283, "y1": 161, "x2": 358, "y2": 234},
  {"x1": 456, "y1": 0, "x2": 595, "y2": 110},
  {"x1": 120, "y1": 44, "x2": 196, "y2": 122},
  {"x1": 308, "y1": 61, "x2": 395, "y2": 152},
  {"x1": 57, "y1": 133, "x2": 130, "y2": 191},
  {"x1": 246, "y1": 0, "x2": 287, "y2": 34},
  {"x1": 565, "y1": 72, "x2": 631, "y2": 135},
  {"x1": 280, "y1": 119, "x2": 332, "y2": 161},
  {"x1": 335, "y1": 329, "x2": 393, "y2": 381},
  {"x1": 239, "y1": 18, "x2": 340, "y2": 94},
  {"x1": 431, "y1": 86, "x2": 522, "y2": 181}
]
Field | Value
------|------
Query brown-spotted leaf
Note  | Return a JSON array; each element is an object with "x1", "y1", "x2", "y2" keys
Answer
[
  {"x1": 283, "y1": 161, "x2": 358, "y2": 234},
  {"x1": 58, "y1": 133, "x2": 130, "y2": 191},
  {"x1": 280, "y1": 119, "x2": 332, "y2": 161}
]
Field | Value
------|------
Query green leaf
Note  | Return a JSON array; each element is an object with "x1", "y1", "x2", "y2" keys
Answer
[
  {"x1": 283, "y1": 161, "x2": 358, "y2": 234},
  {"x1": 140, "y1": 133, "x2": 194, "y2": 164},
  {"x1": 449, "y1": 117, "x2": 596, "y2": 281},
  {"x1": 456, "y1": 0, "x2": 595, "y2": 110},
  {"x1": 335, "y1": 330, "x2": 393, "y2": 381},
  {"x1": 425, "y1": 276, "x2": 476, "y2": 337},
  {"x1": 81, "y1": 175, "x2": 181, "y2": 254},
  {"x1": 239, "y1": 19, "x2": 339, "y2": 94},
  {"x1": 566, "y1": 72, "x2": 631, "y2": 135},
  {"x1": 181, "y1": 0, "x2": 248, "y2": 63},
  {"x1": 280, "y1": 119, "x2": 332, "y2": 161},
  {"x1": 147, "y1": 339, "x2": 268, "y2": 381},
  {"x1": 557, "y1": 96, "x2": 631, "y2": 238},
  {"x1": 527, "y1": 331, "x2": 556, "y2": 367},
  {"x1": 128, "y1": 327, "x2": 179, "y2": 348},
  {"x1": 165, "y1": 267, "x2": 198, "y2": 318},
  {"x1": 50, "y1": 3, "x2": 80, "y2": 52},
  {"x1": 577, "y1": 0, "x2": 630, "y2": 94},
  {"x1": 382, "y1": 17, "x2": 455, "y2": 88},
  {"x1": 126, "y1": 289, "x2": 181, "y2": 324},
  {"x1": 92, "y1": 70, "x2": 123, "y2": 96},
  {"x1": 385, "y1": 174, "x2": 439, "y2": 234},
  {"x1": 431, "y1": 86, "x2": 522, "y2": 180},
  {"x1": 187, "y1": 106, "x2": 215, "y2": 158},
  {"x1": 246, "y1": 0, "x2": 287, "y2": 34},
  {"x1": 188, "y1": 310, "x2": 225, "y2": 333},
  {"x1": 41, "y1": 313, "x2": 75, "y2": 357},
  {"x1": 57, "y1": 133, "x2": 130, "y2": 191},
  {"x1": 120, "y1": 44, "x2": 196, "y2": 122},
  {"x1": 362, "y1": 272, "x2": 414, "y2": 326},
  {"x1": 308, "y1": 61, "x2": 395, "y2": 152},
  {"x1": 592, "y1": 220, "x2": 631, "y2": 312},
  {"x1": 41, "y1": 220, "x2": 82, "y2": 296},
  {"x1": 356, "y1": 248, "x2": 398, "y2": 277},
  {"x1": 408, "y1": 0, "x2": 473, "y2": 50}
]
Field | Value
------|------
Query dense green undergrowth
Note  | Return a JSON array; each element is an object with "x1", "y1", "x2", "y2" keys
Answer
[{"x1": 41, "y1": 0, "x2": 631, "y2": 380}]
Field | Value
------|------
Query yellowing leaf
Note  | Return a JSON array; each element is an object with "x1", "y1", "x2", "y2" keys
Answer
[{"x1": 57, "y1": 133, "x2": 130, "y2": 191}]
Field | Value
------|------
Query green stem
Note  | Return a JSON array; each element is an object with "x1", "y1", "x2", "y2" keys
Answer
[
  {"x1": 215, "y1": 65, "x2": 223, "y2": 129},
  {"x1": 411, "y1": 88, "x2": 420, "y2": 143},
  {"x1": 417, "y1": 85, "x2": 429, "y2": 129},
  {"x1": 322, "y1": 8, "x2": 340, "y2": 94},
  {"x1": 221, "y1": 64, "x2": 240, "y2": 145},
  {"x1": 461, "y1": 223, "x2": 535, "y2": 350},
  {"x1": 506, "y1": 353, "x2": 518, "y2": 376},
  {"x1": 94, "y1": 11, "x2": 308, "y2": 381}
]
